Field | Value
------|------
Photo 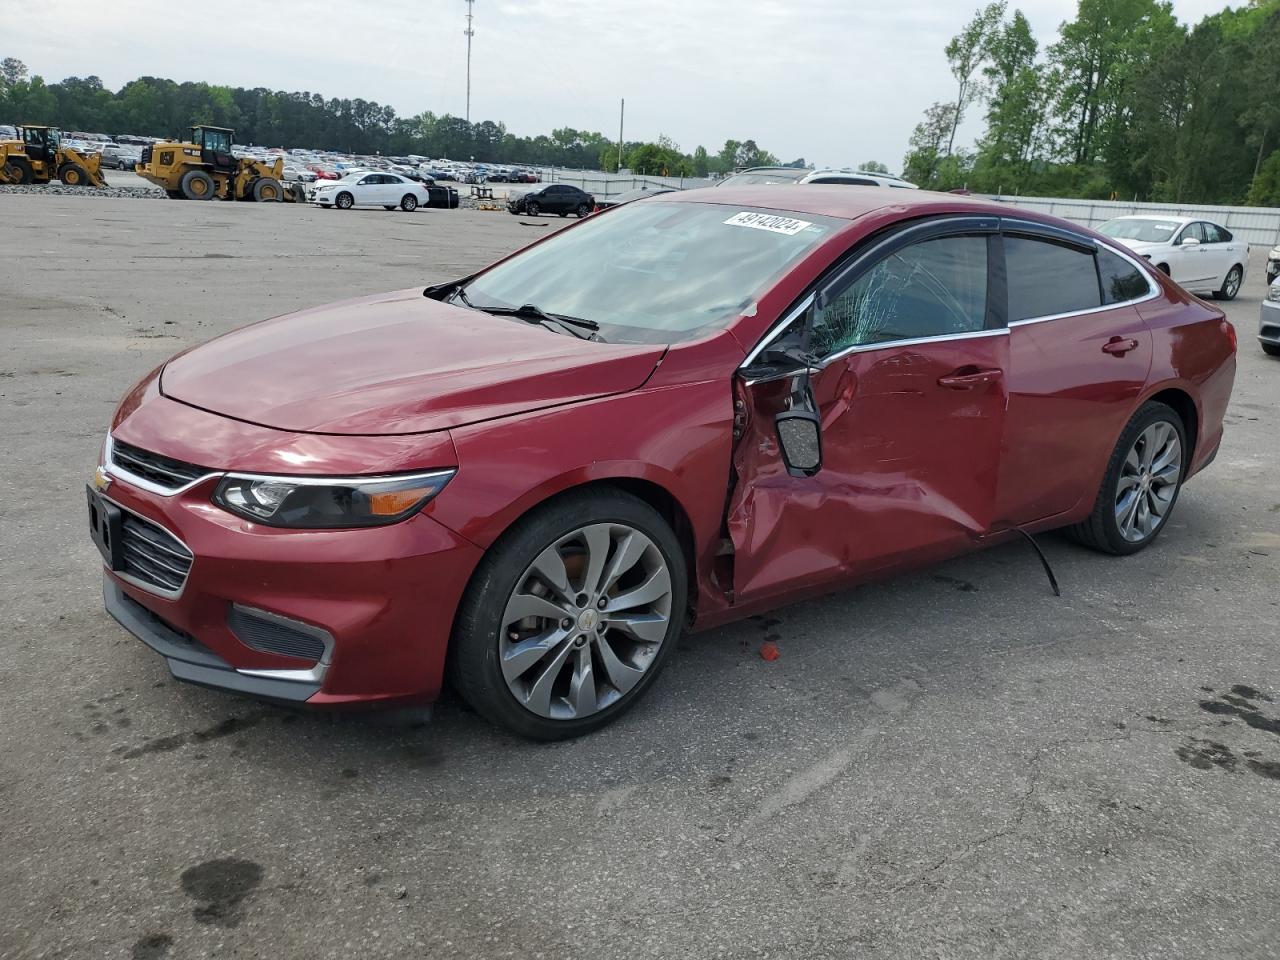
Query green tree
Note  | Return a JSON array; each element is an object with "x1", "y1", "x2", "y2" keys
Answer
[
  {"x1": 944, "y1": 2, "x2": 1007, "y2": 156},
  {"x1": 903, "y1": 101, "x2": 959, "y2": 185},
  {"x1": 860, "y1": 160, "x2": 890, "y2": 173}
]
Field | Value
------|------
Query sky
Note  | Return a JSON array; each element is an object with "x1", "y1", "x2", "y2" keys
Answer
[{"x1": 0, "y1": 0, "x2": 1233, "y2": 168}]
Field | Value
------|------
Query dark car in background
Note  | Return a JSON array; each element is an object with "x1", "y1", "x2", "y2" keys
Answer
[
  {"x1": 595, "y1": 186, "x2": 676, "y2": 210},
  {"x1": 508, "y1": 183, "x2": 594, "y2": 217}
]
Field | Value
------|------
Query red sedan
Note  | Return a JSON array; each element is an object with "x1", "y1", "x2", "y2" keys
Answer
[{"x1": 89, "y1": 187, "x2": 1236, "y2": 739}]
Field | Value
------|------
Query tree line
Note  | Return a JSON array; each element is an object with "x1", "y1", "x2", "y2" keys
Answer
[
  {"x1": 0, "y1": 57, "x2": 781, "y2": 176},
  {"x1": 903, "y1": 0, "x2": 1280, "y2": 204}
]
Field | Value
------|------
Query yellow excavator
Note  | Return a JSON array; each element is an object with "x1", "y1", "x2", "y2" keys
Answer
[
  {"x1": 134, "y1": 125, "x2": 304, "y2": 201},
  {"x1": 0, "y1": 126, "x2": 107, "y2": 186}
]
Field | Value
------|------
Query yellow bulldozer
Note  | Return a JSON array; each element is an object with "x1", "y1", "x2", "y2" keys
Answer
[
  {"x1": 134, "y1": 126, "x2": 304, "y2": 202},
  {"x1": 0, "y1": 126, "x2": 107, "y2": 186}
]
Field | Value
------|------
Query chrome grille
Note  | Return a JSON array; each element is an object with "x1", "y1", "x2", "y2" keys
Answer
[
  {"x1": 120, "y1": 512, "x2": 193, "y2": 595},
  {"x1": 111, "y1": 438, "x2": 210, "y2": 492}
]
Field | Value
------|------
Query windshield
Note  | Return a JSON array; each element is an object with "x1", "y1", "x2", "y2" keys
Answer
[
  {"x1": 716, "y1": 169, "x2": 809, "y2": 188},
  {"x1": 1098, "y1": 218, "x2": 1180, "y2": 243},
  {"x1": 461, "y1": 201, "x2": 840, "y2": 344}
]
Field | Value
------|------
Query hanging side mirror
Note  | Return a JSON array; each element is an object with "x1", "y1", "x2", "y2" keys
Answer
[{"x1": 775, "y1": 403, "x2": 823, "y2": 477}]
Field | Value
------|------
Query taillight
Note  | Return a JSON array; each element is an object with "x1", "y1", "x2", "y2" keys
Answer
[{"x1": 1223, "y1": 318, "x2": 1237, "y2": 352}]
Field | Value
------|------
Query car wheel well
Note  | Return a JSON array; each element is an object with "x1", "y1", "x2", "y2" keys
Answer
[
  {"x1": 1147, "y1": 387, "x2": 1197, "y2": 462},
  {"x1": 1157, "y1": 263, "x2": 1171, "y2": 275},
  {"x1": 457, "y1": 478, "x2": 699, "y2": 631}
]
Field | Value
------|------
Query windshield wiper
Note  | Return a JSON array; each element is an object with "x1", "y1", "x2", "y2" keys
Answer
[{"x1": 479, "y1": 303, "x2": 601, "y2": 340}]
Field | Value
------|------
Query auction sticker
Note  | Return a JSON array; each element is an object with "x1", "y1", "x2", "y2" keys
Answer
[{"x1": 723, "y1": 211, "x2": 813, "y2": 236}]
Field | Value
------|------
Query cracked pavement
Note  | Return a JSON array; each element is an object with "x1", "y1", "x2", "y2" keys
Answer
[{"x1": 2, "y1": 196, "x2": 1279, "y2": 959}]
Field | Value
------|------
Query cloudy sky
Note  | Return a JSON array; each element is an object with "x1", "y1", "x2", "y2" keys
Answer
[{"x1": 2, "y1": 0, "x2": 1230, "y2": 167}]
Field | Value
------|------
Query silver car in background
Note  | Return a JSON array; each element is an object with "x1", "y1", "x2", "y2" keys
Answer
[{"x1": 1260, "y1": 280, "x2": 1280, "y2": 357}]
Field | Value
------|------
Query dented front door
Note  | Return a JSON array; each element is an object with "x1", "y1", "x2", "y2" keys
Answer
[{"x1": 727, "y1": 331, "x2": 1009, "y2": 604}]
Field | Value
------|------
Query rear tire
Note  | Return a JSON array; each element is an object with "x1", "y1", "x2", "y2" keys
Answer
[
  {"x1": 401, "y1": 194, "x2": 418, "y2": 211},
  {"x1": 576, "y1": 203, "x2": 591, "y2": 218},
  {"x1": 180, "y1": 169, "x2": 216, "y2": 201},
  {"x1": 335, "y1": 191, "x2": 354, "y2": 210},
  {"x1": 1065, "y1": 401, "x2": 1187, "y2": 556},
  {"x1": 1262, "y1": 343, "x2": 1280, "y2": 357},
  {"x1": 1212, "y1": 265, "x2": 1242, "y2": 301},
  {"x1": 448, "y1": 488, "x2": 687, "y2": 740},
  {"x1": 3, "y1": 157, "x2": 32, "y2": 184}
]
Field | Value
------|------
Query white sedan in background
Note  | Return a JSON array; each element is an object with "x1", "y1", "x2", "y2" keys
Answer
[
  {"x1": 1098, "y1": 215, "x2": 1247, "y2": 300},
  {"x1": 313, "y1": 172, "x2": 434, "y2": 211}
]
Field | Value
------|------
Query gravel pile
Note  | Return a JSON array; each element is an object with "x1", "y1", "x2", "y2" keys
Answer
[{"x1": 0, "y1": 183, "x2": 164, "y2": 200}]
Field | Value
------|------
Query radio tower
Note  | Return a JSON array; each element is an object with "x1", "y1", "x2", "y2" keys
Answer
[{"x1": 464, "y1": 0, "x2": 475, "y2": 124}]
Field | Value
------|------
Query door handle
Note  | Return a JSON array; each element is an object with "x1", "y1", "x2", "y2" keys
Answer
[
  {"x1": 937, "y1": 367, "x2": 1003, "y2": 390},
  {"x1": 1102, "y1": 336, "x2": 1140, "y2": 356}
]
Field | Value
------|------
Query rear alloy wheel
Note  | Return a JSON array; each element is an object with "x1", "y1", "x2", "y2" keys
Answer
[
  {"x1": 1066, "y1": 402, "x2": 1186, "y2": 555},
  {"x1": 1213, "y1": 265, "x2": 1242, "y2": 301},
  {"x1": 180, "y1": 169, "x2": 216, "y2": 200},
  {"x1": 576, "y1": 203, "x2": 591, "y2": 218},
  {"x1": 400, "y1": 194, "x2": 418, "y2": 212},
  {"x1": 449, "y1": 490, "x2": 687, "y2": 740},
  {"x1": 335, "y1": 191, "x2": 354, "y2": 210}
]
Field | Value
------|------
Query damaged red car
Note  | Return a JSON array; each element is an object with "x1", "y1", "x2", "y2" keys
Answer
[{"x1": 90, "y1": 187, "x2": 1236, "y2": 739}]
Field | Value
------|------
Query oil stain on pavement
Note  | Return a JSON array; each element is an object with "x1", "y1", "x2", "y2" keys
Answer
[
  {"x1": 1173, "y1": 684, "x2": 1280, "y2": 781},
  {"x1": 180, "y1": 858, "x2": 263, "y2": 927}
]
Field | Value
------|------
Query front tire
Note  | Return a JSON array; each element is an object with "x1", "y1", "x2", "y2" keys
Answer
[
  {"x1": 449, "y1": 489, "x2": 687, "y2": 740},
  {"x1": 252, "y1": 177, "x2": 283, "y2": 202},
  {"x1": 335, "y1": 191, "x2": 354, "y2": 210},
  {"x1": 58, "y1": 163, "x2": 90, "y2": 186},
  {"x1": 525, "y1": 200, "x2": 540, "y2": 216},
  {"x1": 1262, "y1": 343, "x2": 1280, "y2": 357},
  {"x1": 1066, "y1": 402, "x2": 1187, "y2": 555},
  {"x1": 1213, "y1": 265, "x2": 1243, "y2": 301},
  {"x1": 576, "y1": 203, "x2": 591, "y2": 218}
]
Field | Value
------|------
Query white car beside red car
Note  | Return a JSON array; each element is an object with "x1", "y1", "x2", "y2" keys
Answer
[
  {"x1": 1098, "y1": 215, "x2": 1246, "y2": 301},
  {"x1": 313, "y1": 172, "x2": 434, "y2": 211}
]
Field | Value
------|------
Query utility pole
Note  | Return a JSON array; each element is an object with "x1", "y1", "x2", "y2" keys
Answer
[
  {"x1": 464, "y1": 0, "x2": 475, "y2": 124},
  {"x1": 617, "y1": 98, "x2": 624, "y2": 173}
]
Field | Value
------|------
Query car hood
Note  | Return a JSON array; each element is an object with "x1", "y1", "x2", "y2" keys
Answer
[
  {"x1": 1111, "y1": 238, "x2": 1163, "y2": 254},
  {"x1": 159, "y1": 288, "x2": 667, "y2": 435}
]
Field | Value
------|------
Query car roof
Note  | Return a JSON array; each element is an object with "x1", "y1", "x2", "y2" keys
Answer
[
  {"x1": 1109, "y1": 214, "x2": 1195, "y2": 225},
  {"x1": 652, "y1": 184, "x2": 1010, "y2": 221}
]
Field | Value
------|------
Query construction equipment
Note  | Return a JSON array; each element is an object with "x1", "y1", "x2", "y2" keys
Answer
[
  {"x1": 0, "y1": 126, "x2": 107, "y2": 187},
  {"x1": 134, "y1": 126, "x2": 304, "y2": 202}
]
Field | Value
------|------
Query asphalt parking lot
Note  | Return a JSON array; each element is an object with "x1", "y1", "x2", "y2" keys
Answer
[{"x1": 3, "y1": 194, "x2": 1279, "y2": 960}]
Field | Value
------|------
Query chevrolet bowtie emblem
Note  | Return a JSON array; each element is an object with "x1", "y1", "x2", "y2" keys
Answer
[{"x1": 93, "y1": 466, "x2": 112, "y2": 491}]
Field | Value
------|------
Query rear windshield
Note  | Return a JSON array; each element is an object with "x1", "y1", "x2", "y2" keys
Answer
[
  {"x1": 462, "y1": 201, "x2": 841, "y2": 344},
  {"x1": 717, "y1": 169, "x2": 809, "y2": 187}
]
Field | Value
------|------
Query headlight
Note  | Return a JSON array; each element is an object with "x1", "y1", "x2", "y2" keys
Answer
[
  {"x1": 213, "y1": 470, "x2": 455, "y2": 528},
  {"x1": 1268, "y1": 285, "x2": 1280, "y2": 303}
]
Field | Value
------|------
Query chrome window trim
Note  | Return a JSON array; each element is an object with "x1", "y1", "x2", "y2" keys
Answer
[
  {"x1": 817, "y1": 327, "x2": 1009, "y2": 367},
  {"x1": 101, "y1": 494, "x2": 195, "y2": 601},
  {"x1": 231, "y1": 604, "x2": 335, "y2": 685},
  {"x1": 105, "y1": 434, "x2": 224, "y2": 497},
  {"x1": 738, "y1": 293, "x2": 815, "y2": 370},
  {"x1": 218, "y1": 468, "x2": 457, "y2": 487}
]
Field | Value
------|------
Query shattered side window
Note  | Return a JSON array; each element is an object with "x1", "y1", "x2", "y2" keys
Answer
[{"x1": 812, "y1": 235, "x2": 988, "y2": 357}]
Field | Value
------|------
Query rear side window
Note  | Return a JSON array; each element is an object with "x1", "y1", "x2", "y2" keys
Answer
[
  {"x1": 1204, "y1": 223, "x2": 1231, "y2": 243},
  {"x1": 1098, "y1": 248, "x2": 1150, "y2": 304},
  {"x1": 812, "y1": 235, "x2": 989, "y2": 355},
  {"x1": 1004, "y1": 236, "x2": 1101, "y2": 321}
]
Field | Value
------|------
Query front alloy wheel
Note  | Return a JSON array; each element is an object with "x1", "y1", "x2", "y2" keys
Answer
[
  {"x1": 449, "y1": 489, "x2": 687, "y2": 739},
  {"x1": 500, "y1": 523, "x2": 673, "y2": 720}
]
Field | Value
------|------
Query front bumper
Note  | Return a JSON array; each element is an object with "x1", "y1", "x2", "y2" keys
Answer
[
  {"x1": 97, "y1": 468, "x2": 484, "y2": 710},
  {"x1": 1261, "y1": 298, "x2": 1280, "y2": 348}
]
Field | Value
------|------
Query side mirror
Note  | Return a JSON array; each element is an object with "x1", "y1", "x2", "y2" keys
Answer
[
  {"x1": 1180, "y1": 237, "x2": 1199, "y2": 247},
  {"x1": 775, "y1": 408, "x2": 823, "y2": 477}
]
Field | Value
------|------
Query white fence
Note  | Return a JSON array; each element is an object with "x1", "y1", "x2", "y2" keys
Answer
[
  {"x1": 990, "y1": 195, "x2": 1280, "y2": 248},
  {"x1": 544, "y1": 171, "x2": 713, "y2": 198}
]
